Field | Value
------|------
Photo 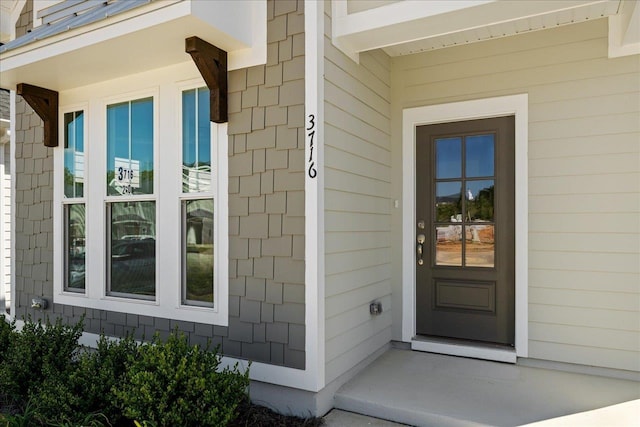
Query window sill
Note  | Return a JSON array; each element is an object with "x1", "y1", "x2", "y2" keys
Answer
[{"x1": 54, "y1": 291, "x2": 228, "y2": 327}]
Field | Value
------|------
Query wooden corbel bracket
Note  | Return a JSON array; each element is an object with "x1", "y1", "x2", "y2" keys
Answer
[
  {"x1": 185, "y1": 36, "x2": 228, "y2": 123},
  {"x1": 17, "y1": 83, "x2": 59, "y2": 148}
]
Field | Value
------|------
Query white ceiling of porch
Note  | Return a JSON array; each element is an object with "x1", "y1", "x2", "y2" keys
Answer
[
  {"x1": 333, "y1": 1, "x2": 638, "y2": 60},
  {"x1": 382, "y1": 1, "x2": 620, "y2": 56}
]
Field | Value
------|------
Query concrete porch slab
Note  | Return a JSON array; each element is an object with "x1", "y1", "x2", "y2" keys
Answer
[{"x1": 334, "y1": 349, "x2": 640, "y2": 427}]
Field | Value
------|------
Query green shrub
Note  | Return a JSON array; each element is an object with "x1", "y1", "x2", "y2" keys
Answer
[
  {"x1": 1, "y1": 318, "x2": 250, "y2": 426},
  {"x1": 113, "y1": 330, "x2": 249, "y2": 427},
  {"x1": 68, "y1": 333, "x2": 139, "y2": 424},
  {"x1": 0, "y1": 315, "x2": 15, "y2": 365},
  {"x1": 0, "y1": 316, "x2": 83, "y2": 415}
]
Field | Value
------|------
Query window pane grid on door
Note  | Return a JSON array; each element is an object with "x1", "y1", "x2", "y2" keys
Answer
[{"x1": 434, "y1": 133, "x2": 496, "y2": 268}]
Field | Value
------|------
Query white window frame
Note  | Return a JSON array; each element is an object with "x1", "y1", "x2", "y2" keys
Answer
[
  {"x1": 53, "y1": 64, "x2": 228, "y2": 326},
  {"x1": 177, "y1": 80, "x2": 218, "y2": 310}
]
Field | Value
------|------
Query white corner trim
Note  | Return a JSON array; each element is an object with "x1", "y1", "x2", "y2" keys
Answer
[
  {"x1": 228, "y1": 0, "x2": 268, "y2": 69},
  {"x1": 608, "y1": 11, "x2": 640, "y2": 58},
  {"x1": 331, "y1": 0, "x2": 360, "y2": 64},
  {"x1": 9, "y1": 90, "x2": 15, "y2": 318},
  {"x1": 401, "y1": 94, "x2": 529, "y2": 358},
  {"x1": 9, "y1": 0, "x2": 26, "y2": 41},
  {"x1": 304, "y1": 0, "x2": 325, "y2": 392}
]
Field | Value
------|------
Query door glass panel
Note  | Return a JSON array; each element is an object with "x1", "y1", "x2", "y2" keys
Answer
[
  {"x1": 436, "y1": 181, "x2": 462, "y2": 222},
  {"x1": 435, "y1": 137, "x2": 462, "y2": 179},
  {"x1": 465, "y1": 225, "x2": 494, "y2": 267},
  {"x1": 435, "y1": 225, "x2": 462, "y2": 266},
  {"x1": 466, "y1": 134, "x2": 494, "y2": 177},
  {"x1": 466, "y1": 180, "x2": 494, "y2": 222}
]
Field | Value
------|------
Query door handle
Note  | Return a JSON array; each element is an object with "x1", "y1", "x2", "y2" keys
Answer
[{"x1": 416, "y1": 233, "x2": 426, "y2": 266}]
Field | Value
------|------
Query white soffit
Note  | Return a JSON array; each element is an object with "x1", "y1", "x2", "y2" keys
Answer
[
  {"x1": 333, "y1": 0, "x2": 623, "y2": 59},
  {"x1": 0, "y1": 0, "x2": 266, "y2": 91}
]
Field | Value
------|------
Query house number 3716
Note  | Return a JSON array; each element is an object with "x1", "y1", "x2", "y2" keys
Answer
[{"x1": 307, "y1": 114, "x2": 317, "y2": 179}]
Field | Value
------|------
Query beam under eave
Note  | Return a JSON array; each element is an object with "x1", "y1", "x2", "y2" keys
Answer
[
  {"x1": 16, "y1": 83, "x2": 58, "y2": 147},
  {"x1": 185, "y1": 36, "x2": 228, "y2": 123}
]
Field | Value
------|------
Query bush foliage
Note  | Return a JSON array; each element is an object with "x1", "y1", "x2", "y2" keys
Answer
[{"x1": 0, "y1": 316, "x2": 249, "y2": 426}]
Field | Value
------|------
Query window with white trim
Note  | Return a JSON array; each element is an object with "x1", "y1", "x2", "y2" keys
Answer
[
  {"x1": 63, "y1": 110, "x2": 85, "y2": 293},
  {"x1": 54, "y1": 68, "x2": 228, "y2": 326},
  {"x1": 181, "y1": 87, "x2": 214, "y2": 307}
]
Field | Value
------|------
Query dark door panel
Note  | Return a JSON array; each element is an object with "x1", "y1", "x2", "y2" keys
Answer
[{"x1": 415, "y1": 117, "x2": 515, "y2": 345}]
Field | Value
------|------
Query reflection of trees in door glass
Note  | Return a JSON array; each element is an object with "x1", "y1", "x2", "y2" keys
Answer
[
  {"x1": 466, "y1": 181, "x2": 494, "y2": 221},
  {"x1": 436, "y1": 181, "x2": 462, "y2": 222}
]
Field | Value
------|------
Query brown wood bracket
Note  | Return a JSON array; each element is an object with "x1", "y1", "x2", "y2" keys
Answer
[
  {"x1": 185, "y1": 36, "x2": 228, "y2": 123},
  {"x1": 17, "y1": 83, "x2": 59, "y2": 147}
]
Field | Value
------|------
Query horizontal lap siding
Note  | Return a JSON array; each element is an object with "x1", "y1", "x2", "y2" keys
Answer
[
  {"x1": 324, "y1": 5, "x2": 393, "y2": 384},
  {"x1": 393, "y1": 19, "x2": 640, "y2": 372}
]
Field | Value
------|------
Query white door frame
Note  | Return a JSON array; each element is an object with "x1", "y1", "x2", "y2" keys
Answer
[{"x1": 401, "y1": 94, "x2": 529, "y2": 362}]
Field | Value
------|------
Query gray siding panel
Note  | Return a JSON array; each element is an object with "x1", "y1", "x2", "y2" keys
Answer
[
  {"x1": 323, "y1": 6, "x2": 393, "y2": 384},
  {"x1": 12, "y1": 0, "x2": 305, "y2": 370}
]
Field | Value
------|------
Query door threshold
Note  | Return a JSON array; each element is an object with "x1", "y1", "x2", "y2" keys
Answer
[{"x1": 411, "y1": 336, "x2": 516, "y2": 364}]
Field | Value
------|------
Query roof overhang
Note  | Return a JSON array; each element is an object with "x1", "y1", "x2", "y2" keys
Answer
[
  {"x1": 332, "y1": 0, "x2": 635, "y2": 62},
  {"x1": 0, "y1": 0, "x2": 266, "y2": 91}
]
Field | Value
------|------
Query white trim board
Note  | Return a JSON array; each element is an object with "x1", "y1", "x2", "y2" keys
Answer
[
  {"x1": 304, "y1": 0, "x2": 325, "y2": 392},
  {"x1": 411, "y1": 339, "x2": 516, "y2": 364},
  {"x1": 401, "y1": 94, "x2": 529, "y2": 360}
]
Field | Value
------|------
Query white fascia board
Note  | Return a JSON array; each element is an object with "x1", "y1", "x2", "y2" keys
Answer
[
  {"x1": 333, "y1": 0, "x2": 614, "y2": 57},
  {"x1": 609, "y1": 1, "x2": 640, "y2": 57},
  {"x1": 0, "y1": 0, "x2": 266, "y2": 90}
]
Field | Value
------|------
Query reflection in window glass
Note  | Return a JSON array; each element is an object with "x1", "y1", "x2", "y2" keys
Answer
[
  {"x1": 108, "y1": 201, "x2": 156, "y2": 298},
  {"x1": 435, "y1": 137, "x2": 461, "y2": 179},
  {"x1": 65, "y1": 204, "x2": 85, "y2": 292},
  {"x1": 465, "y1": 225, "x2": 494, "y2": 267},
  {"x1": 466, "y1": 134, "x2": 494, "y2": 177},
  {"x1": 64, "y1": 111, "x2": 84, "y2": 198},
  {"x1": 106, "y1": 98, "x2": 154, "y2": 196},
  {"x1": 183, "y1": 199, "x2": 214, "y2": 306},
  {"x1": 182, "y1": 87, "x2": 211, "y2": 192},
  {"x1": 435, "y1": 225, "x2": 462, "y2": 266},
  {"x1": 466, "y1": 180, "x2": 494, "y2": 222},
  {"x1": 436, "y1": 181, "x2": 462, "y2": 222}
]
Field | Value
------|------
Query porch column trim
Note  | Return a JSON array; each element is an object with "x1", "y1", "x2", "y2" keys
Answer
[
  {"x1": 16, "y1": 83, "x2": 59, "y2": 147},
  {"x1": 185, "y1": 36, "x2": 228, "y2": 123}
]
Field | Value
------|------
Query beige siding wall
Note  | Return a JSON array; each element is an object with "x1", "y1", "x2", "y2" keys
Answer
[
  {"x1": 324, "y1": 4, "x2": 393, "y2": 384},
  {"x1": 391, "y1": 19, "x2": 640, "y2": 372}
]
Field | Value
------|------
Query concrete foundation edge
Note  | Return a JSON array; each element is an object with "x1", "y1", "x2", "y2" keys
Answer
[{"x1": 248, "y1": 342, "x2": 391, "y2": 417}]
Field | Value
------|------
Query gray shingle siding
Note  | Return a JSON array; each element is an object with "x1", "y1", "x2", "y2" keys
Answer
[
  {"x1": 0, "y1": 91, "x2": 9, "y2": 121},
  {"x1": 12, "y1": 0, "x2": 306, "y2": 370}
]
